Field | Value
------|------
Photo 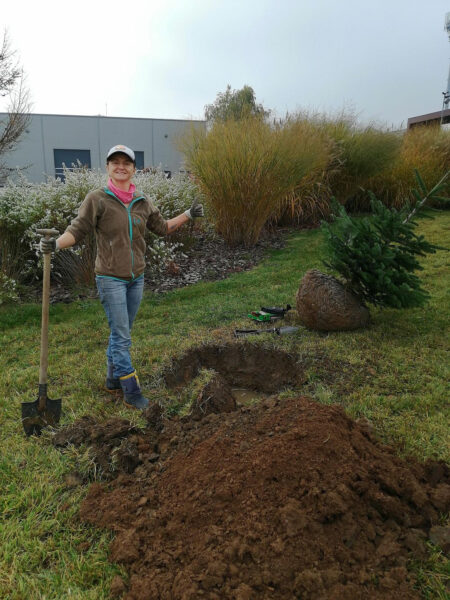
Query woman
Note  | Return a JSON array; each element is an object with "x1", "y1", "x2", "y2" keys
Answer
[{"x1": 40, "y1": 144, "x2": 204, "y2": 410}]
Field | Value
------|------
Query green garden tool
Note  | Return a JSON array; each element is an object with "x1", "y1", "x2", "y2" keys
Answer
[
  {"x1": 248, "y1": 311, "x2": 280, "y2": 323},
  {"x1": 21, "y1": 229, "x2": 62, "y2": 436},
  {"x1": 248, "y1": 304, "x2": 292, "y2": 323}
]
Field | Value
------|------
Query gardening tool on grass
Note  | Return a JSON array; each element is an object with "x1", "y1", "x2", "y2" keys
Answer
[
  {"x1": 260, "y1": 304, "x2": 291, "y2": 317},
  {"x1": 234, "y1": 326, "x2": 299, "y2": 337},
  {"x1": 248, "y1": 311, "x2": 281, "y2": 323},
  {"x1": 248, "y1": 304, "x2": 292, "y2": 323},
  {"x1": 21, "y1": 229, "x2": 62, "y2": 436}
]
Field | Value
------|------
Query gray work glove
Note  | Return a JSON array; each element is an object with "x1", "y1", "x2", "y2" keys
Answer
[
  {"x1": 184, "y1": 199, "x2": 204, "y2": 220},
  {"x1": 39, "y1": 237, "x2": 59, "y2": 253}
]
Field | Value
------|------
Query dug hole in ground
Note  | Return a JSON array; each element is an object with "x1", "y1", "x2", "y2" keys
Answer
[{"x1": 53, "y1": 343, "x2": 449, "y2": 600}]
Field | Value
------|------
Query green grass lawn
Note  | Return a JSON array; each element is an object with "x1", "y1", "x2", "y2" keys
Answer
[{"x1": 0, "y1": 213, "x2": 449, "y2": 599}]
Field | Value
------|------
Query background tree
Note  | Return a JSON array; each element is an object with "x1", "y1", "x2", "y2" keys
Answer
[
  {"x1": 204, "y1": 84, "x2": 270, "y2": 124},
  {"x1": 0, "y1": 30, "x2": 31, "y2": 180}
]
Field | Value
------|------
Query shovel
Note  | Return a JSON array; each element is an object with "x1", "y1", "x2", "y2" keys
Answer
[{"x1": 21, "y1": 229, "x2": 62, "y2": 436}]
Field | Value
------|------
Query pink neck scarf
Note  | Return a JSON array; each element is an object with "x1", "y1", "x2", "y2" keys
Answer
[{"x1": 108, "y1": 178, "x2": 136, "y2": 204}]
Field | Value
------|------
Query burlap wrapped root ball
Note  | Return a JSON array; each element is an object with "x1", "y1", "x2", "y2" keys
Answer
[{"x1": 296, "y1": 269, "x2": 370, "y2": 331}]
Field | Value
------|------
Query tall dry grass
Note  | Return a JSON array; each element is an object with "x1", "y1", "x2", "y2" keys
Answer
[
  {"x1": 274, "y1": 114, "x2": 339, "y2": 226},
  {"x1": 366, "y1": 125, "x2": 450, "y2": 209},
  {"x1": 271, "y1": 114, "x2": 448, "y2": 218},
  {"x1": 181, "y1": 111, "x2": 448, "y2": 242},
  {"x1": 181, "y1": 117, "x2": 329, "y2": 245},
  {"x1": 261, "y1": 111, "x2": 402, "y2": 226},
  {"x1": 311, "y1": 113, "x2": 402, "y2": 210}
]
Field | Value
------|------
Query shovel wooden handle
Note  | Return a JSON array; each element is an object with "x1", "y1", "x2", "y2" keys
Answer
[{"x1": 36, "y1": 229, "x2": 59, "y2": 400}]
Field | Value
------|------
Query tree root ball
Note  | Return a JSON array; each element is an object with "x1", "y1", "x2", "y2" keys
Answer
[{"x1": 296, "y1": 269, "x2": 370, "y2": 331}]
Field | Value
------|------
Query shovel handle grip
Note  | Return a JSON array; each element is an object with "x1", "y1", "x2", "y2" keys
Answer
[{"x1": 37, "y1": 228, "x2": 60, "y2": 237}]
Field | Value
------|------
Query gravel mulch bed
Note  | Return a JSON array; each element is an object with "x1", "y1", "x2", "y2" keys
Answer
[{"x1": 144, "y1": 230, "x2": 287, "y2": 294}]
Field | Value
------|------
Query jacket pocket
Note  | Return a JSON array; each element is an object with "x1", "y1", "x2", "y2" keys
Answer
[
  {"x1": 133, "y1": 237, "x2": 146, "y2": 274},
  {"x1": 131, "y1": 214, "x2": 146, "y2": 241},
  {"x1": 107, "y1": 240, "x2": 113, "y2": 270}
]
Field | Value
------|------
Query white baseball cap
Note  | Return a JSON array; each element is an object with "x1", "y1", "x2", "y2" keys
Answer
[{"x1": 106, "y1": 144, "x2": 135, "y2": 163}]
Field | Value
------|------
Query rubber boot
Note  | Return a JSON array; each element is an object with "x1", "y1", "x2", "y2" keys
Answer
[
  {"x1": 105, "y1": 362, "x2": 122, "y2": 395},
  {"x1": 119, "y1": 371, "x2": 149, "y2": 410}
]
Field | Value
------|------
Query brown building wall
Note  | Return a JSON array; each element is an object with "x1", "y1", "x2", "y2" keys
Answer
[{"x1": 407, "y1": 109, "x2": 450, "y2": 129}]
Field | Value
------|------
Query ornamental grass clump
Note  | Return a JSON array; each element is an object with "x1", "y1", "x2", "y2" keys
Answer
[
  {"x1": 322, "y1": 171, "x2": 449, "y2": 308},
  {"x1": 182, "y1": 117, "x2": 327, "y2": 246},
  {"x1": 366, "y1": 125, "x2": 450, "y2": 210},
  {"x1": 317, "y1": 113, "x2": 402, "y2": 209},
  {"x1": 271, "y1": 110, "x2": 403, "y2": 222},
  {"x1": 274, "y1": 114, "x2": 339, "y2": 226}
]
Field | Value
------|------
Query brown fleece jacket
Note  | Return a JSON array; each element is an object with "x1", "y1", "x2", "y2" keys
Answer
[{"x1": 65, "y1": 187, "x2": 168, "y2": 280}]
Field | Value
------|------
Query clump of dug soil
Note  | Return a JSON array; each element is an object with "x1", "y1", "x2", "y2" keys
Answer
[{"x1": 56, "y1": 395, "x2": 449, "y2": 600}]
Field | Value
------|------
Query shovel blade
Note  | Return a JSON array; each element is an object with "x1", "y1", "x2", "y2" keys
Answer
[{"x1": 21, "y1": 396, "x2": 62, "y2": 436}]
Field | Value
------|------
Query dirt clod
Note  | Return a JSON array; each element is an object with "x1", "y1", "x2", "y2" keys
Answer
[
  {"x1": 144, "y1": 402, "x2": 164, "y2": 431},
  {"x1": 190, "y1": 372, "x2": 237, "y2": 420},
  {"x1": 110, "y1": 575, "x2": 127, "y2": 598},
  {"x1": 58, "y1": 395, "x2": 450, "y2": 600},
  {"x1": 53, "y1": 416, "x2": 141, "y2": 478},
  {"x1": 428, "y1": 525, "x2": 450, "y2": 555}
]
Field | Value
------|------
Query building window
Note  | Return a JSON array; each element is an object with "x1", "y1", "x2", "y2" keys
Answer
[
  {"x1": 134, "y1": 151, "x2": 144, "y2": 170},
  {"x1": 54, "y1": 149, "x2": 91, "y2": 181}
]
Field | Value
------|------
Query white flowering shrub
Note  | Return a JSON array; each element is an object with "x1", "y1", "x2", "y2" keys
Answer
[
  {"x1": 0, "y1": 166, "x2": 203, "y2": 298},
  {"x1": 146, "y1": 235, "x2": 184, "y2": 275},
  {"x1": 0, "y1": 172, "x2": 60, "y2": 282},
  {"x1": 134, "y1": 168, "x2": 200, "y2": 219},
  {"x1": 0, "y1": 272, "x2": 19, "y2": 305}
]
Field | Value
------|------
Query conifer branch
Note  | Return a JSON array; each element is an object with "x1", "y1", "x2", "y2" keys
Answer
[{"x1": 402, "y1": 170, "x2": 449, "y2": 224}]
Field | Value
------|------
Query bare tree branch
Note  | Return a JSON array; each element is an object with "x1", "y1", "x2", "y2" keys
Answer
[
  {"x1": 0, "y1": 31, "x2": 21, "y2": 95},
  {"x1": 0, "y1": 30, "x2": 31, "y2": 179}
]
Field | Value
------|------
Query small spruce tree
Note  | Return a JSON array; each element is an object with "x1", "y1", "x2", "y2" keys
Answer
[{"x1": 321, "y1": 170, "x2": 449, "y2": 308}]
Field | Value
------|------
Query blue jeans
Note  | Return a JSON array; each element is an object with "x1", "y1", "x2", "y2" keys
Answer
[{"x1": 96, "y1": 276, "x2": 144, "y2": 378}]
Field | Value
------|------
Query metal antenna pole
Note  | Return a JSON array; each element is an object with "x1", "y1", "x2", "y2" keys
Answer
[{"x1": 442, "y1": 13, "x2": 450, "y2": 126}]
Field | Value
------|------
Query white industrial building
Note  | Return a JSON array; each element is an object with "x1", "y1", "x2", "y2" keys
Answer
[{"x1": 0, "y1": 113, "x2": 205, "y2": 183}]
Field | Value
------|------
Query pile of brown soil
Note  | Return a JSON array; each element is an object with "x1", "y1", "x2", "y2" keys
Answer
[{"x1": 55, "y1": 395, "x2": 450, "y2": 600}]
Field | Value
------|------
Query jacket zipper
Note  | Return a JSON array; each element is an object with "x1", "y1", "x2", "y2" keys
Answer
[{"x1": 104, "y1": 189, "x2": 144, "y2": 280}]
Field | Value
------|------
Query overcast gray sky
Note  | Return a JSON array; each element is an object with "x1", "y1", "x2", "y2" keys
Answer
[{"x1": 2, "y1": 0, "x2": 449, "y2": 128}]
